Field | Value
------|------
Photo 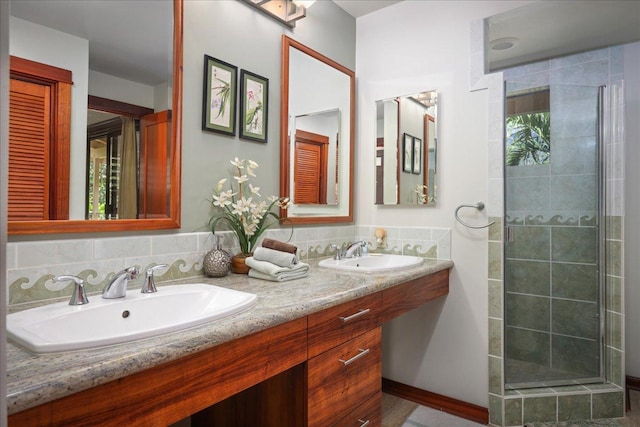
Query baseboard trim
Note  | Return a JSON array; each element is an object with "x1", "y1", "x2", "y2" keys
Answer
[
  {"x1": 626, "y1": 375, "x2": 640, "y2": 412},
  {"x1": 627, "y1": 375, "x2": 640, "y2": 391},
  {"x1": 382, "y1": 377, "x2": 489, "y2": 424}
]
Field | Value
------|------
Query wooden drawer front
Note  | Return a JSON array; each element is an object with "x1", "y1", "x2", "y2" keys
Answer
[
  {"x1": 381, "y1": 268, "x2": 449, "y2": 323},
  {"x1": 334, "y1": 391, "x2": 382, "y2": 427},
  {"x1": 307, "y1": 327, "x2": 382, "y2": 427},
  {"x1": 308, "y1": 293, "x2": 381, "y2": 358}
]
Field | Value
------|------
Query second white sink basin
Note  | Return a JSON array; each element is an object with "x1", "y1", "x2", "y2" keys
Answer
[
  {"x1": 7, "y1": 283, "x2": 257, "y2": 353},
  {"x1": 318, "y1": 254, "x2": 423, "y2": 273}
]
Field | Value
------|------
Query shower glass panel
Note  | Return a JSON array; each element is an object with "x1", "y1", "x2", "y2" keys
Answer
[{"x1": 503, "y1": 81, "x2": 604, "y2": 388}]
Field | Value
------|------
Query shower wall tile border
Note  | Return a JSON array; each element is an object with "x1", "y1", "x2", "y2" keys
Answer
[{"x1": 7, "y1": 225, "x2": 451, "y2": 307}]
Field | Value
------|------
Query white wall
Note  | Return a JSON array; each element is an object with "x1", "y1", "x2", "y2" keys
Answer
[
  {"x1": 88, "y1": 70, "x2": 155, "y2": 109},
  {"x1": 9, "y1": 17, "x2": 88, "y2": 220},
  {"x1": 624, "y1": 41, "x2": 640, "y2": 378},
  {"x1": 356, "y1": 0, "x2": 530, "y2": 407}
]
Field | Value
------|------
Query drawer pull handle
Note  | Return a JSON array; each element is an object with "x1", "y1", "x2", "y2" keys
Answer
[
  {"x1": 339, "y1": 348, "x2": 370, "y2": 366},
  {"x1": 358, "y1": 419, "x2": 371, "y2": 427},
  {"x1": 339, "y1": 308, "x2": 370, "y2": 323}
]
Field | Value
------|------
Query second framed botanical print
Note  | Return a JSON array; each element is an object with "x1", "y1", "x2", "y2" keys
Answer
[
  {"x1": 412, "y1": 137, "x2": 422, "y2": 174},
  {"x1": 239, "y1": 70, "x2": 268, "y2": 143},
  {"x1": 202, "y1": 55, "x2": 237, "y2": 135},
  {"x1": 403, "y1": 133, "x2": 413, "y2": 173}
]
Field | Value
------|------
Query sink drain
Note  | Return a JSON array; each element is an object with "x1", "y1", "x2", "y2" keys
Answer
[{"x1": 122, "y1": 310, "x2": 130, "y2": 318}]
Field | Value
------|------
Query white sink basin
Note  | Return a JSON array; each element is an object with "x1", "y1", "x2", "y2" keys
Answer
[
  {"x1": 318, "y1": 254, "x2": 423, "y2": 273},
  {"x1": 7, "y1": 284, "x2": 257, "y2": 353}
]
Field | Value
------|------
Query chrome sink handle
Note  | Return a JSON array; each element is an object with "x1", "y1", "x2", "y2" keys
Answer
[
  {"x1": 103, "y1": 266, "x2": 139, "y2": 299},
  {"x1": 141, "y1": 264, "x2": 168, "y2": 294},
  {"x1": 54, "y1": 275, "x2": 89, "y2": 306},
  {"x1": 329, "y1": 244, "x2": 342, "y2": 260}
]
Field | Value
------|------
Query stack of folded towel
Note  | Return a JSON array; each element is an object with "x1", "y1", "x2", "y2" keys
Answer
[{"x1": 245, "y1": 239, "x2": 310, "y2": 282}]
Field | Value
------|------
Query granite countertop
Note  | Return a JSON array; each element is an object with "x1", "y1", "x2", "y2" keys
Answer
[{"x1": 6, "y1": 258, "x2": 453, "y2": 415}]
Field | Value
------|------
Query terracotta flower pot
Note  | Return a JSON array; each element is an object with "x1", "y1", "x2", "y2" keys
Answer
[{"x1": 231, "y1": 252, "x2": 252, "y2": 274}]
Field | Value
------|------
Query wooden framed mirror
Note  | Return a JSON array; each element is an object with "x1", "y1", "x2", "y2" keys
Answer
[
  {"x1": 279, "y1": 35, "x2": 354, "y2": 224},
  {"x1": 8, "y1": 0, "x2": 182, "y2": 235}
]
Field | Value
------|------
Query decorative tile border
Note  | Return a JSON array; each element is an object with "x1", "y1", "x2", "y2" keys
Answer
[{"x1": 7, "y1": 225, "x2": 450, "y2": 308}]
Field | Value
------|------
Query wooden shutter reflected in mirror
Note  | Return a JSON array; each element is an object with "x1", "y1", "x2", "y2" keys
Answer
[
  {"x1": 9, "y1": 79, "x2": 50, "y2": 221},
  {"x1": 9, "y1": 56, "x2": 71, "y2": 221},
  {"x1": 294, "y1": 129, "x2": 328, "y2": 204}
]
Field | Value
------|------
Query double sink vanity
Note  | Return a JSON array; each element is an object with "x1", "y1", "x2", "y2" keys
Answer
[{"x1": 7, "y1": 257, "x2": 452, "y2": 427}]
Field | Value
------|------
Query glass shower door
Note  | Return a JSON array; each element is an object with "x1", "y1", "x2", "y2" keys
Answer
[{"x1": 503, "y1": 81, "x2": 604, "y2": 388}]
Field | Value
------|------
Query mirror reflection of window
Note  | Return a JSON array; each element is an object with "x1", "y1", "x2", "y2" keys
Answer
[
  {"x1": 85, "y1": 97, "x2": 171, "y2": 221},
  {"x1": 505, "y1": 87, "x2": 550, "y2": 166},
  {"x1": 86, "y1": 111, "x2": 141, "y2": 220}
]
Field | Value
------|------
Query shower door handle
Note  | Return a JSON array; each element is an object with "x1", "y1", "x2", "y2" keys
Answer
[{"x1": 505, "y1": 226, "x2": 514, "y2": 243}]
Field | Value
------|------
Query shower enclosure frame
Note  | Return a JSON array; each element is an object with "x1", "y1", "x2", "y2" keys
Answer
[{"x1": 502, "y1": 82, "x2": 608, "y2": 390}]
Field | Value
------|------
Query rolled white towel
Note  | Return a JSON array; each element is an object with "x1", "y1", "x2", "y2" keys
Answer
[
  {"x1": 253, "y1": 246, "x2": 298, "y2": 268},
  {"x1": 245, "y1": 257, "x2": 310, "y2": 282}
]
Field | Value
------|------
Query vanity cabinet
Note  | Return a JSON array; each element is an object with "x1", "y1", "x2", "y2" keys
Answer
[
  {"x1": 8, "y1": 268, "x2": 450, "y2": 427},
  {"x1": 307, "y1": 294, "x2": 382, "y2": 427},
  {"x1": 308, "y1": 327, "x2": 381, "y2": 427}
]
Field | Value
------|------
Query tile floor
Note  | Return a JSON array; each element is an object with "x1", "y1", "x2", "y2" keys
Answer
[
  {"x1": 401, "y1": 405, "x2": 485, "y2": 427},
  {"x1": 384, "y1": 389, "x2": 640, "y2": 427}
]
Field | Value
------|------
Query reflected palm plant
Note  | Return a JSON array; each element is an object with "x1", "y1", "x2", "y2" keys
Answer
[{"x1": 505, "y1": 112, "x2": 550, "y2": 166}]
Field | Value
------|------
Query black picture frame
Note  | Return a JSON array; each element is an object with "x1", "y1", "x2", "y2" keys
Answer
[
  {"x1": 202, "y1": 55, "x2": 237, "y2": 135},
  {"x1": 239, "y1": 70, "x2": 269, "y2": 143},
  {"x1": 402, "y1": 133, "x2": 413, "y2": 173},
  {"x1": 412, "y1": 137, "x2": 422, "y2": 174}
]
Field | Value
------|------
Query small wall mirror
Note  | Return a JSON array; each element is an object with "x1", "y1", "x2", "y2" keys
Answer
[
  {"x1": 375, "y1": 91, "x2": 438, "y2": 206},
  {"x1": 280, "y1": 35, "x2": 354, "y2": 224},
  {"x1": 8, "y1": 0, "x2": 182, "y2": 235}
]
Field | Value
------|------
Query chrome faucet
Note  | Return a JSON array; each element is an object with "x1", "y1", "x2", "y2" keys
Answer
[
  {"x1": 141, "y1": 264, "x2": 168, "y2": 294},
  {"x1": 102, "y1": 266, "x2": 139, "y2": 299},
  {"x1": 344, "y1": 241, "x2": 367, "y2": 258},
  {"x1": 54, "y1": 275, "x2": 89, "y2": 306}
]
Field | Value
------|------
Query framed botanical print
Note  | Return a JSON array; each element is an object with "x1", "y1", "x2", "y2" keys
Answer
[
  {"x1": 239, "y1": 70, "x2": 268, "y2": 142},
  {"x1": 202, "y1": 55, "x2": 237, "y2": 135}
]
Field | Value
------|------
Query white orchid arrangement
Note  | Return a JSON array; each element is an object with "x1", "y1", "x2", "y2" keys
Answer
[{"x1": 209, "y1": 158, "x2": 291, "y2": 254}]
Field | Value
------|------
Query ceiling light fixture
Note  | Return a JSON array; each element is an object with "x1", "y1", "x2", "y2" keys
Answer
[
  {"x1": 241, "y1": 0, "x2": 315, "y2": 28},
  {"x1": 490, "y1": 37, "x2": 519, "y2": 51}
]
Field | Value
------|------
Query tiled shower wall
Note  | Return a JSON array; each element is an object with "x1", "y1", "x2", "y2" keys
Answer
[
  {"x1": 6, "y1": 224, "x2": 451, "y2": 308},
  {"x1": 482, "y1": 46, "x2": 626, "y2": 425}
]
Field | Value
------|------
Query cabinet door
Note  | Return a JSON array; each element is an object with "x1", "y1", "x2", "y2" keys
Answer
[
  {"x1": 308, "y1": 293, "x2": 381, "y2": 358},
  {"x1": 308, "y1": 327, "x2": 381, "y2": 427}
]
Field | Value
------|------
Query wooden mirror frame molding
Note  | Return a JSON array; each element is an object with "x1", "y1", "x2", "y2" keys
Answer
[
  {"x1": 8, "y1": 0, "x2": 183, "y2": 235},
  {"x1": 279, "y1": 35, "x2": 355, "y2": 224}
]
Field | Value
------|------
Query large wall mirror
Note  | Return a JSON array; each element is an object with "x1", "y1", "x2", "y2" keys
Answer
[
  {"x1": 280, "y1": 35, "x2": 354, "y2": 224},
  {"x1": 375, "y1": 91, "x2": 438, "y2": 206},
  {"x1": 7, "y1": 0, "x2": 182, "y2": 235}
]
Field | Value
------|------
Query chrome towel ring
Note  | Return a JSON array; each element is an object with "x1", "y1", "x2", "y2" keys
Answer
[{"x1": 454, "y1": 202, "x2": 495, "y2": 229}]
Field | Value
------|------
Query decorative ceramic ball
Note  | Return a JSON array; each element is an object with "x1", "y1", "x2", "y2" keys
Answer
[{"x1": 203, "y1": 247, "x2": 231, "y2": 277}]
